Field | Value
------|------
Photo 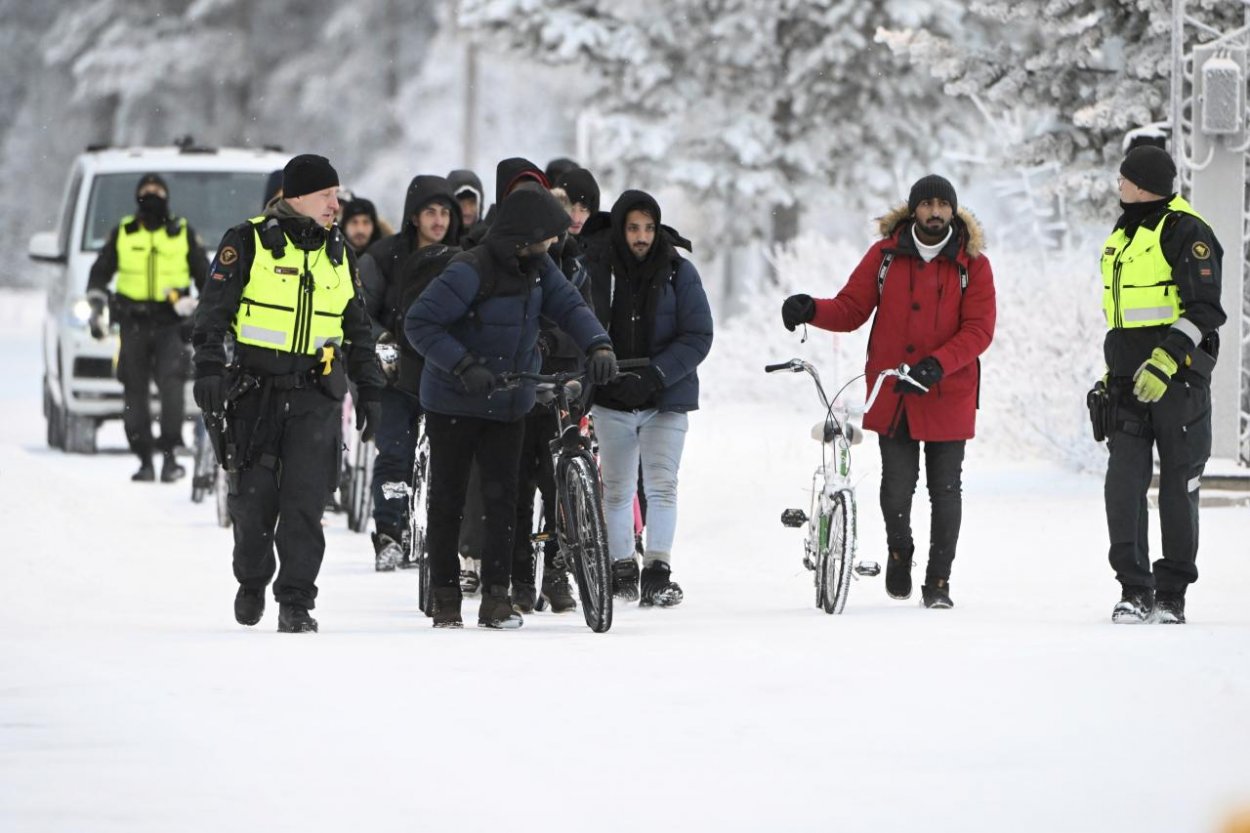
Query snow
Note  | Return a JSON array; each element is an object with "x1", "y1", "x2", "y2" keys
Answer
[{"x1": 2, "y1": 287, "x2": 1249, "y2": 832}]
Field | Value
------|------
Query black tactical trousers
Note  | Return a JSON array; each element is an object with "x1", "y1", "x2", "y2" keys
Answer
[
  {"x1": 878, "y1": 415, "x2": 967, "y2": 582},
  {"x1": 424, "y1": 412, "x2": 524, "y2": 593},
  {"x1": 512, "y1": 406, "x2": 560, "y2": 583},
  {"x1": 228, "y1": 384, "x2": 341, "y2": 608},
  {"x1": 116, "y1": 318, "x2": 186, "y2": 458},
  {"x1": 1105, "y1": 378, "x2": 1211, "y2": 594}
]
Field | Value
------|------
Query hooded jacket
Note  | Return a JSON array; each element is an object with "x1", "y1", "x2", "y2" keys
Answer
[
  {"x1": 807, "y1": 205, "x2": 996, "y2": 441},
  {"x1": 460, "y1": 158, "x2": 550, "y2": 249},
  {"x1": 404, "y1": 188, "x2": 611, "y2": 422}
]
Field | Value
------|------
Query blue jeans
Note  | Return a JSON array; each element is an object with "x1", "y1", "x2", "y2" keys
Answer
[
  {"x1": 592, "y1": 406, "x2": 689, "y2": 566},
  {"x1": 371, "y1": 386, "x2": 422, "y2": 534}
]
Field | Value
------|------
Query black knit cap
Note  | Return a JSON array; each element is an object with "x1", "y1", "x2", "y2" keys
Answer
[
  {"x1": 340, "y1": 197, "x2": 378, "y2": 225},
  {"x1": 1119, "y1": 146, "x2": 1176, "y2": 197},
  {"x1": 908, "y1": 174, "x2": 957, "y2": 215},
  {"x1": 283, "y1": 154, "x2": 339, "y2": 199},
  {"x1": 135, "y1": 172, "x2": 168, "y2": 198},
  {"x1": 556, "y1": 168, "x2": 600, "y2": 214}
]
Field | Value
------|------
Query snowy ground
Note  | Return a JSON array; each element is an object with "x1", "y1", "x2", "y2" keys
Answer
[{"x1": 2, "y1": 289, "x2": 1249, "y2": 833}]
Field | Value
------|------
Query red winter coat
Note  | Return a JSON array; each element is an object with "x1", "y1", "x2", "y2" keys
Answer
[{"x1": 809, "y1": 205, "x2": 996, "y2": 441}]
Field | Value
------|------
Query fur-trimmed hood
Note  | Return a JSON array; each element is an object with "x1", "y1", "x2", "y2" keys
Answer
[{"x1": 877, "y1": 204, "x2": 985, "y2": 259}]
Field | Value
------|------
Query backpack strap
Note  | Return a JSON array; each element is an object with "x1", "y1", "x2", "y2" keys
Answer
[{"x1": 877, "y1": 250, "x2": 969, "y2": 295}]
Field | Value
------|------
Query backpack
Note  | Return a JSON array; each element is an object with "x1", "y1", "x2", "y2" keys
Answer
[{"x1": 876, "y1": 250, "x2": 968, "y2": 296}]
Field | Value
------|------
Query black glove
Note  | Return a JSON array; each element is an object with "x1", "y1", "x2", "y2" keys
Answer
[
  {"x1": 895, "y1": 356, "x2": 943, "y2": 395},
  {"x1": 356, "y1": 398, "x2": 381, "y2": 443},
  {"x1": 87, "y1": 293, "x2": 108, "y2": 340},
  {"x1": 586, "y1": 347, "x2": 618, "y2": 386},
  {"x1": 194, "y1": 375, "x2": 226, "y2": 415},
  {"x1": 781, "y1": 294, "x2": 815, "y2": 332},
  {"x1": 610, "y1": 366, "x2": 664, "y2": 409},
  {"x1": 456, "y1": 357, "x2": 497, "y2": 396}
]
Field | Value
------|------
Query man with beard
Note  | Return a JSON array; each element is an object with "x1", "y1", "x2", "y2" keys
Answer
[
  {"x1": 1094, "y1": 146, "x2": 1224, "y2": 624},
  {"x1": 359, "y1": 176, "x2": 462, "y2": 571},
  {"x1": 448, "y1": 169, "x2": 485, "y2": 232},
  {"x1": 589, "y1": 191, "x2": 713, "y2": 608},
  {"x1": 782, "y1": 174, "x2": 996, "y2": 609},
  {"x1": 88, "y1": 173, "x2": 210, "y2": 482},
  {"x1": 405, "y1": 188, "x2": 616, "y2": 629},
  {"x1": 340, "y1": 197, "x2": 387, "y2": 256}
]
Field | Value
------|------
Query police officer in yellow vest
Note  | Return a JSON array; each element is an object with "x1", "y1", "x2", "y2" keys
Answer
[
  {"x1": 87, "y1": 173, "x2": 209, "y2": 482},
  {"x1": 1099, "y1": 145, "x2": 1225, "y2": 625},
  {"x1": 191, "y1": 155, "x2": 384, "y2": 634}
]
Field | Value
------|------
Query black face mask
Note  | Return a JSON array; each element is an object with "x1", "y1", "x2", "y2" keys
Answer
[{"x1": 137, "y1": 194, "x2": 168, "y2": 220}]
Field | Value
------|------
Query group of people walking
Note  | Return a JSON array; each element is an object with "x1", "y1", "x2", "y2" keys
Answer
[{"x1": 86, "y1": 140, "x2": 1224, "y2": 632}]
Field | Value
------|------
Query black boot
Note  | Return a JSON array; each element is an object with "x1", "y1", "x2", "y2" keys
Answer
[
  {"x1": 885, "y1": 545, "x2": 914, "y2": 600},
  {"x1": 540, "y1": 566, "x2": 577, "y2": 613},
  {"x1": 277, "y1": 603, "x2": 318, "y2": 633},
  {"x1": 234, "y1": 586, "x2": 265, "y2": 626},
  {"x1": 431, "y1": 587, "x2": 463, "y2": 629},
  {"x1": 511, "y1": 583, "x2": 537, "y2": 614},
  {"x1": 131, "y1": 457, "x2": 155, "y2": 482},
  {"x1": 640, "y1": 560, "x2": 683, "y2": 608},
  {"x1": 1152, "y1": 591, "x2": 1185, "y2": 624},
  {"x1": 1112, "y1": 586, "x2": 1153, "y2": 624},
  {"x1": 920, "y1": 578, "x2": 953, "y2": 609},
  {"x1": 160, "y1": 450, "x2": 185, "y2": 483},
  {"x1": 612, "y1": 557, "x2": 640, "y2": 601},
  {"x1": 371, "y1": 526, "x2": 403, "y2": 572},
  {"x1": 478, "y1": 585, "x2": 523, "y2": 629}
]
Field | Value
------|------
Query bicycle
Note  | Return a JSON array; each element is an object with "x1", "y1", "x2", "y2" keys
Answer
[
  {"x1": 765, "y1": 359, "x2": 925, "y2": 614},
  {"x1": 189, "y1": 414, "x2": 232, "y2": 528},
  {"x1": 410, "y1": 414, "x2": 433, "y2": 615}
]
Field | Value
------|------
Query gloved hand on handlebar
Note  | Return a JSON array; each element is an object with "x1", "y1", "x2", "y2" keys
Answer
[
  {"x1": 781, "y1": 294, "x2": 815, "y2": 332},
  {"x1": 455, "y1": 355, "x2": 497, "y2": 396},
  {"x1": 894, "y1": 356, "x2": 943, "y2": 395},
  {"x1": 586, "y1": 346, "x2": 618, "y2": 386}
]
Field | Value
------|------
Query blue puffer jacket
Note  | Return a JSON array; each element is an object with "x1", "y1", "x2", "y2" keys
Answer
[
  {"x1": 405, "y1": 190, "x2": 611, "y2": 422},
  {"x1": 644, "y1": 258, "x2": 713, "y2": 412}
]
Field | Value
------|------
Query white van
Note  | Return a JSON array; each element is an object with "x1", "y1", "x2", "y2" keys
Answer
[{"x1": 29, "y1": 144, "x2": 289, "y2": 453}]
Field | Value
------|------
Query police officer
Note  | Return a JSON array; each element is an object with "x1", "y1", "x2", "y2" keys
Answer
[
  {"x1": 191, "y1": 154, "x2": 385, "y2": 634},
  {"x1": 87, "y1": 173, "x2": 209, "y2": 482},
  {"x1": 1100, "y1": 145, "x2": 1225, "y2": 625}
]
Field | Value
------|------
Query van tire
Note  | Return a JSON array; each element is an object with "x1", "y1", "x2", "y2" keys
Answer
[{"x1": 63, "y1": 412, "x2": 97, "y2": 455}]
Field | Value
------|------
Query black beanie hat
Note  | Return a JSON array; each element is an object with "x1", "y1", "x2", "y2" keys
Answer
[
  {"x1": 1119, "y1": 146, "x2": 1176, "y2": 197},
  {"x1": 908, "y1": 174, "x2": 958, "y2": 215},
  {"x1": 135, "y1": 172, "x2": 168, "y2": 198},
  {"x1": 283, "y1": 154, "x2": 339, "y2": 199},
  {"x1": 340, "y1": 197, "x2": 378, "y2": 225},
  {"x1": 556, "y1": 168, "x2": 600, "y2": 214}
]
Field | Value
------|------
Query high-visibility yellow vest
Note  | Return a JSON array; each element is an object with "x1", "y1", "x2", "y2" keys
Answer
[
  {"x1": 114, "y1": 216, "x2": 191, "y2": 302},
  {"x1": 232, "y1": 217, "x2": 356, "y2": 355},
  {"x1": 1101, "y1": 195, "x2": 1206, "y2": 329}
]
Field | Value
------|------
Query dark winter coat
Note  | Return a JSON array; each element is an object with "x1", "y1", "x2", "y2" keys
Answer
[
  {"x1": 585, "y1": 190, "x2": 712, "y2": 413},
  {"x1": 538, "y1": 234, "x2": 596, "y2": 374},
  {"x1": 448, "y1": 168, "x2": 486, "y2": 233},
  {"x1": 404, "y1": 189, "x2": 610, "y2": 422},
  {"x1": 809, "y1": 204, "x2": 996, "y2": 441},
  {"x1": 340, "y1": 198, "x2": 385, "y2": 254}
]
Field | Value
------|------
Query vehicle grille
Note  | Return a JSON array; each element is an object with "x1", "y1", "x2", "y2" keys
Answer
[{"x1": 73, "y1": 357, "x2": 115, "y2": 379}]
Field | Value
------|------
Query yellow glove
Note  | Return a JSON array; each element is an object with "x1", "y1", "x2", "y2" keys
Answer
[{"x1": 1132, "y1": 348, "x2": 1179, "y2": 403}]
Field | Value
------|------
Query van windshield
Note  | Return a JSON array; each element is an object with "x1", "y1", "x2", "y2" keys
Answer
[{"x1": 82, "y1": 171, "x2": 273, "y2": 253}]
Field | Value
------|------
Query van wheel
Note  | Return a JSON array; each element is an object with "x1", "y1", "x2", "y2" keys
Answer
[
  {"x1": 63, "y1": 412, "x2": 98, "y2": 455},
  {"x1": 45, "y1": 383, "x2": 65, "y2": 450}
]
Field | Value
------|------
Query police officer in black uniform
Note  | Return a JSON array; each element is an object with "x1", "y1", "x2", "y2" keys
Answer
[
  {"x1": 1099, "y1": 145, "x2": 1225, "y2": 625},
  {"x1": 191, "y1": 155, "x2": 384, "y2": 634},
  {"x1": 88, "y1": 173, "x2": 209, "y2": 482}
]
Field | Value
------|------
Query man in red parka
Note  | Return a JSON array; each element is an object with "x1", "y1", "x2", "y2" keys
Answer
[{"x1": 781, "y1": 175, "x2": 996, "y2": 608}]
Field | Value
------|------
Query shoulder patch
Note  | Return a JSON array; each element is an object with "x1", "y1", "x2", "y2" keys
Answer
[
  {"x1": 1191, "y1": 241, "x2": 1210, "y2": 260},
  {"x1": 218, "y1": 246, "x2": 238, "y2": 266}
]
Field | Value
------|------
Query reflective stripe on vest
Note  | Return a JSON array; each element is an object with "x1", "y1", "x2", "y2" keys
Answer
[
  {"x1": 1101, "y1": 195, "x2": 1206, "y2": 330},
  {"x1": 114, "y1": 216, "x2": 191, "y2": 302},
  {"x1": 232, "y1": 218, "x2": 355, "y2": 355}
]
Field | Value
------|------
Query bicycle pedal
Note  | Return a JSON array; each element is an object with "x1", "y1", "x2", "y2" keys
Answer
[
  {"x1": 854, "y1": 561, "x2": 881, "y2": 577},
  {"x1": 781, "y1": 508, "x2": 808, "y2": 528}
]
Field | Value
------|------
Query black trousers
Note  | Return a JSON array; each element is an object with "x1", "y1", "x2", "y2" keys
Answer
[
  {"x1": 878, "y1": 415, "x2": 967, "y2": 582},
  {"x1": 116, "y1": 318, "x2": 186, "y2": 458},
  {"x1": 228, "y1": 385, "x2": 341, "y2": 608},
  {"x1": 425, "y1": 412, "x2": 525, "y2": 592},
  {"x1": 1105, "y1": 378, "x2": 1211, "y2": 594},
  {"x1": 513, "y1": 406, "x2": 560, "y2": 583}
]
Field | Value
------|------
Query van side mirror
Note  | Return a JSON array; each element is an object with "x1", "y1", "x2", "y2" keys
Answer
[{"x1": 29, "y1": 231, "x2": 66, "y2": 263}]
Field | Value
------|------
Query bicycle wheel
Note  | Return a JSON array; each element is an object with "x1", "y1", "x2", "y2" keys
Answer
[
  {"x1": 819, "y1": 490, "x2": 854, "y2": 614},
  {"x1": 560, "y1": 455, "x2": 612, "y2": 633},
  {"x1": 190, "y1": 418, "x2": 215, "y2": 503},
  {"x1": 215, "y1": 465, "x2": 232, "y2": 528},
  {"x1": 411, "y1": 420, "x2": 433, "y2": 615},
  {"x1": 346, "y1": 435, "x2": 374, "y2": 533}
]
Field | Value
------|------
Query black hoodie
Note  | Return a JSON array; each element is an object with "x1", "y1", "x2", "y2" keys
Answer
[{"x1": 476, "y1": 188, "x2": 572, "y2": 295}]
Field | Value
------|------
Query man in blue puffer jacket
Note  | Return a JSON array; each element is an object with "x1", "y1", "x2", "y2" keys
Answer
[{"x1": 406, "y1": 188, "x2": 617, "y2": 629}]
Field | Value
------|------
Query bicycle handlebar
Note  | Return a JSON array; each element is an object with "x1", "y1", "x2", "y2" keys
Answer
[{"x1": 765, "y1": 358, "x2": 926, "y2": 414}]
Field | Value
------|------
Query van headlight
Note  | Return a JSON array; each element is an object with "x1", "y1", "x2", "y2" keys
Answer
[{"x1": 71, "y1": 297, "x2": 93, "y2": 324}]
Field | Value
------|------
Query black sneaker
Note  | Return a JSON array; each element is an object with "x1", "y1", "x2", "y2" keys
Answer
[
  {"x1": 234, "y1": 586, "x2": 265, "y2": 626},
  {"x1": 640, "y1": 561, "x2": 683, "y2": 608},
  {"x1": 478, "y1": 586, "x2": 523, "y2": 629},
  {"x1": 920, "y1": 578, "x2": 954, "y2": 609},
  {"x1": 432, "y1": 588, "x2": 463, "y2": 629},
  {"x1": 160, "y1": 451, "x2": 185, "y2": 483},
  {"x1": 512, "y1": 582, "x2": 537, "y2": 614},
  {"x1": 371, "y1": 527, "x2": 403, "y2": 572},
  {"x1": 885, "y1": 546, "x2": 914, "y2": 600},
  {"x1": 1112, "y1": 586, "x2": 1153, "y2": 624},
  {"x1": 131, "y1": 460, "x2": 155, "y2": 482},
  {"x1": 277, "y1": 603, "x2": 318, "y2": 633},
  {"x1": 540, "y1": 567, "x2": 577, "y2": 613},
  {"x1": 1152, "y1": 592, "x2": 1185, "y2": 624},
  {"x1": 612, "y1": 558, "x2": 640, "y2": 601}
]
